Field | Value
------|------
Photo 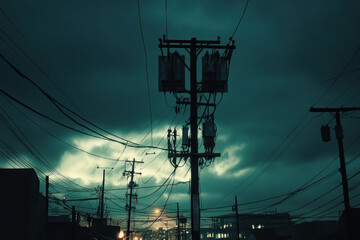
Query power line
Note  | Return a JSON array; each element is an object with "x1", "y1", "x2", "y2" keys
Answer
[
  {"x1": 0, "y1": 96, "x2": 124, "y2": 162},
  {"x1": 230, "y1": 0, "x2": 250, "y2": 39},
  {"x1": 0, "y1": 53, "x2": 163, "y2": 150},
  {"x1": 0, "y1": 12, "x2": 84, "y2": 115},
  {"x1": 313, "y1": 45, "x2": 360, "y2": 106},
  {"x1": 137, "y1": 0, "x2": 153, "y2": 146},
  {"x1": 210, "y1": 111, "x2": 311, "y2": 206}
]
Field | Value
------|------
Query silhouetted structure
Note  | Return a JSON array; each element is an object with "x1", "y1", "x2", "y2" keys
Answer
[{"x1": 0, "y1": 168, "x2": 46, "y2": 240}]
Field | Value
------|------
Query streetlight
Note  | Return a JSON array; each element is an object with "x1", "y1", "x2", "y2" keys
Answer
[{"x1": 118, "y1": 230, "x2": 124, "y2": 239}]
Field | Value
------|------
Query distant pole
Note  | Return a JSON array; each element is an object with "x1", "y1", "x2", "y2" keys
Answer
[
  {"x1": 177, "y1": 203, "x2": 180, "y2": 240},
  {"x1": 335, "y1": 111, "x2": 352, "y2": 240},
  {"x1": 124, "y1": 158, "x2": 143, "y2": 240},
  {"x1": 309, "y1": 107, "x2": 360, "y2": 240},
  {"x1": 101, "y1": 169, "x2": 105, "y2": 224},
  {"x1": 72, "y1": 206, "x2": 76, "y2": 240},
  {"x1": 46, "y1": 175, "x2": 49, "y2": 224},
  {"x1": 234, "y1": 196, "x2": 240, "y2": 240},
  {"x1": 127, "y1": 159, "x2": 135, "y2": 240}
]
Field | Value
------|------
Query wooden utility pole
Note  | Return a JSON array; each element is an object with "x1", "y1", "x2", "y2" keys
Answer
[
  {"x1": 233, "y1": 196, "x2": 240, "y2": 240},
  {"x1": 72, "y1": 206, "x2": 76, "y2": 240},
  {"x1": 45, "y1": 175, "x2": 49, "y2": 224},
  {"x1": 159, "y1": 36, "x2": 235, "y2": 240},
  {"x1": 123, "y1": 158, "x2": 142, "y2": 240},
  {"x1": 177, "y1": 203, "x2": 180, "y2": 240},
  {"x1": 310, "y1": 107, "x2": 360, "y2": 240}
]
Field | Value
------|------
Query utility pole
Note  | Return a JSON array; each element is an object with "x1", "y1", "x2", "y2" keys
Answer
[
  {"x1": 96, "y1": 167, "x2": 113, "y2": 224},
  {"x1": 45, "y1": 175, "x2": 49, "y2": 225},
  {"x1": 97, "y1": 166, "x2": 113, "y2": 240},
  {"x1": 159, "y1": 36, "x2": 235, "y2": 240},
  {"x1": 177, "y1": 203, "x2": 180, "y2": 240},
  {"x1": 310, "y1": 107, "x2": 360, "y2": 240},
  {"x1": 72, "y1": 206, "x2": 76, "y2": 240},
  {"x1": 101, "y1": 169, "x2": 105, "y2": 222},
  {"x1": 232, "y1": 196, "x2": 240, "y2": 240},
  {"x1": 123, "y1": 158, "x2": 142, "y2": 240}
]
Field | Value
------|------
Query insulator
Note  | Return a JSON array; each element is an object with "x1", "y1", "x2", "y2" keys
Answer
[{"x1": 320, "y1": 125, "x2": 331, "y2": 142}]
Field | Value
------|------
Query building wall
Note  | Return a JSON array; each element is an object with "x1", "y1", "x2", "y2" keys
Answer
[{"x1": 0, "y1": 168, "x2": 46, "y2": 240}]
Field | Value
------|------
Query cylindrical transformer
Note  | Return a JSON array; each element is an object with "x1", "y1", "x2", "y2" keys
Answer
[
  {"x1": 202, "y1": 120, "x2": 216, "y2": 151},
  {"x1": 182, "y1": 126, "x2": 189, "y2": 147}
]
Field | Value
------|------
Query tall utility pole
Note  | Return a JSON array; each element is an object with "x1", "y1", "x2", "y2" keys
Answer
[
  {"x1": 72, "y1": 206, "x2": 76, "y2": 240},
  {"x1": 45, "y1": 175, "x2": 49, "y2": 225},
  {"x1": 177, "y1": 203, "x2": 180, "y2": 240},
  {"x1": 310, "y1": 107, "x2": 360, "y2": 240},
  {"x1": 233, "y1": 196, "x2": 240, "y2": 240},
  {"x1": 159, "y1": 36, "x2": 235, "y2": 240},
  {"x1": 123, "y1": 158, "x2": 142, "y2": 240},
  {"x1": 97, "y1": 166, "x2": 113, "y2": 226}
]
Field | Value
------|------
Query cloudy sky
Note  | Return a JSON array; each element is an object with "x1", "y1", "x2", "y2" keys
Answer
[{"x1": 1, "y1": 0, "x2": 360, "y2": 229}]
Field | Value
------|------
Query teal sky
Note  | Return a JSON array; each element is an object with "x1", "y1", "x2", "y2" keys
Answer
[{"x1": 0, "y1": 0, "x2": 360, "y2": 229}]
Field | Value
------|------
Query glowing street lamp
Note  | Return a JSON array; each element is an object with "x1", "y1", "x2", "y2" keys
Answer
[{"x1": 118, "y1": 230, "x2": 124, "y2": 239}]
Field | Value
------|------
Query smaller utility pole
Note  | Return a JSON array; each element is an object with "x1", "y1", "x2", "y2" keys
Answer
[
  {"x1": 101, "y1": 169, "x2": 105, "y2": 222},
  {"x1": 233, "y1": 196, "x2": 240, "y2": 240},
  {"x1": 97, "y1": 166, "x2": 113, "y2": 226},
  {"x1": 97, "y1": 166, "x2": 113, "y2": 240},
  {"x1": 123, "y1": 158, "x2": 143, "y2": 240},
  {"x1": 310, "y1": 107, "x2": 360, "y2": 240},
  {"x1": 177, "y1": 203, "x2": 180, "y2": 240},
  {"x1": 72, "y1": 206, "x2": 76, "y2": 240},
  {"x1": 45, "y1": 176, "x2": 49, "y2": 224}
]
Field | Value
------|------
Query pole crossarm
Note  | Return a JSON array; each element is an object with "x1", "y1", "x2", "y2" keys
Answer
[
  {"x1": 309, "y1": 107, "x2": 360, "y2": 113},
  {"x1": 176, "y1": 99, "x2": 216, "y2": 107},
  {"x1": 168, "y1": 153, "x2": 221, "y2": 158},
  {"x1": 123, "y1": 170, "x2": 142, "y2": 175},
  {"x1": 159, "y1": 44, "x2": 235, "y2": 50},
  {"x1": 63, "y1": 198, "x2": 99, "y2": 202},
  {"x1": 124, "y1": 160, "x2": 144, "y2": 164},
  {"x1": 158, "y1": 36, "x2": 235, "y2": 51},
  {"x1": 162, "y1": 36, "x2": 221, "y2": 44}
]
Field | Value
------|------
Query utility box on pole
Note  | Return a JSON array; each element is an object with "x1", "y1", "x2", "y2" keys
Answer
[
  {"x1": 201, "y1": 51, "x2": 228, "y2": 92},
  {"x1": 158, "y1": 52, "x2": 186, "y2": 92}
]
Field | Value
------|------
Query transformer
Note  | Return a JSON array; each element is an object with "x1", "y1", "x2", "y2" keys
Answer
[
  {"x1": 321, "y1": 125, "x2": 331, "y2": 142},
  {"x1": 182, "y1": 126, "x2": 190, "y2": 147},
  {"x1": 201, "y1": 51, "x2": 228, "y2": 92},
  {"x1": 202, "y1": 120, "x2": 217, "y2": 152},
  {"x1": 158, "y1": 52, "x2": 186, "y2": 92}
]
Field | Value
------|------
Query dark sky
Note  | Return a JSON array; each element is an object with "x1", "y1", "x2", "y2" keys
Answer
[{"x1": 1, "y1": 0, "x2": 360, "y2": 228}]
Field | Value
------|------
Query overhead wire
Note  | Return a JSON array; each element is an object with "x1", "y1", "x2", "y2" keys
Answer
[
  {"x1": 230, "y1": 0, "x2": 250, "y2": 39},
  {"x1": 0, "y1": 16, "x2": 84, "y2": 115},
  {"x1": 313, "y1": 45, "x2": 360, "y2": 106},
  {"x1": 0, "y1": 95, "x2": 123, "y2": 162},
  {"x1": 137, "y1": 0, "x2": 153, "y2": 146},
  {"x1": 0, "y1": 53, "x2": 162, "y2": 150}
]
